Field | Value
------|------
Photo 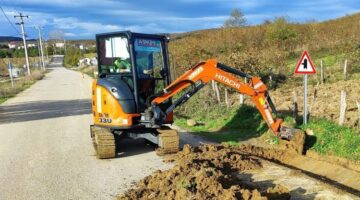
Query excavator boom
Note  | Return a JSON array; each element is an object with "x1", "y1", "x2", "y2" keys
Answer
[{"x1": 143, "y1": 59, "x2": 296, "y2": 139}]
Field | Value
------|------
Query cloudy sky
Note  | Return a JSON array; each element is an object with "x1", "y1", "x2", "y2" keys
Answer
[{"x1": 0, "y1": 0, "x2": 359, "y2": 39}]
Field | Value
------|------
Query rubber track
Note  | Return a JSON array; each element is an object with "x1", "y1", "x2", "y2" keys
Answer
[
  {"x1": 91, "y1": 126, "x2": 116, "y2": 159},
  {"x1": 157, "y1": 129, "x2": 179, "y2": 155}
]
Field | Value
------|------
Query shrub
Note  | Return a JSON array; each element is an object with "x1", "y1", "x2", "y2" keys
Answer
[
  {"x1": 64, "y1": 47, "x2": 82, "y2": 67},
  {"x1": 266, "y1": 17, "x2": 297, "y2": 41}
]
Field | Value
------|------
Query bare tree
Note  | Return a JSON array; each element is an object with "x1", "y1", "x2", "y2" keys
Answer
[{"x1": 224, "y1": 9, "x2": 246, "y2": 27}]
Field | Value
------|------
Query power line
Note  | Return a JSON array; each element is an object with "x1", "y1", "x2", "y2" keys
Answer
[{"x1": 0, "y1": 5, "x2": 20, "y2": 35}]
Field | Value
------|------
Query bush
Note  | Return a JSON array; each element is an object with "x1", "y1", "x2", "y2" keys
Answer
[
  {"x1": 64, "y1": 47, "x2": 82, "y2": 67},
  {"x1": 266, "y1": 17, "x2": 298, "y2": 50}
]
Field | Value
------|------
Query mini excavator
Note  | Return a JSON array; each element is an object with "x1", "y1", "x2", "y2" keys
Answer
[{"x1": 90, "y1": 31, "x2": 301, "y2": 159}]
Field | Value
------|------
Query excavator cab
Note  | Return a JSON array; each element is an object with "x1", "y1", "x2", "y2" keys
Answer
[{"x1": 96, "y1": 31, "x2": 172, "y2": 115}]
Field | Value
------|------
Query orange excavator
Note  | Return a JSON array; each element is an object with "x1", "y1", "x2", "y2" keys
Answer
[{"x1": 90, "y1": 31, "x2": 300, "y2": 158}]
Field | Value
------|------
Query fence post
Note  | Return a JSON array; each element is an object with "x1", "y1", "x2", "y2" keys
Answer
[
  {"x1": 320, "y1": 60, "x2": 324, "y2": 84},
  {"x1": 239, "y1": 94, "x2": 244, "y2": 105},
  {"x1": 293, "y1": 89, "x2": 298, "y2": 124},
  {"x1": 225, "y1": 89, "x2": 229, "y2": 108},
  {"x1": 356, "y1": 101, "x2": 360, "y2": 129},
  {"x1": 211, "y1": 80, "x2": 215, "y2": 91},
  {"x1": 339, "y1": 90, "x2": 347, "y2": 125},
  {"x1": 308, "y1": 82, "x2": 319, "y2": 121},
  {"x1": 214, "y1": 82, "x2": 221, "y2": 103},
  {"x1": 343, "y1": 59, "x2": 348, "y2": 80}
]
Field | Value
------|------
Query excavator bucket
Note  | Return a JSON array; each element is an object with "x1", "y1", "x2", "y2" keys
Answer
[
  {"x1": 278, "y1": 127, "x2": 306, "y2": 154},
  {"x1": 157, "y1": 128, "x2": 179, "y2": 155}
]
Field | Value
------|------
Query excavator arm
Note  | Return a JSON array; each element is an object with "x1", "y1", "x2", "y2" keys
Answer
[{"x1": 142, "y1": 59, "x2": 296, "y2": 139}]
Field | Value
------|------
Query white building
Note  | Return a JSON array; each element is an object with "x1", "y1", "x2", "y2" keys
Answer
[
  {"x1": 8, "y1": 42, "x2": 17, "y2": 49},
  {"x1": 55, "y1": 42, "x2": 65, "y2": 48}
]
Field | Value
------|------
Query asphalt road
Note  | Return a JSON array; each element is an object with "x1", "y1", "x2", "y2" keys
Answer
[{"x1": 0, "y1": 56, "x2": 173, "y2": 200}]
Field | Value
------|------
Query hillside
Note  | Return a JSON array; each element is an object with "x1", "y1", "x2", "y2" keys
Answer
[
  {"x1": 169, "y1": 13, "x2": 360, "y2": 76},
  {"x1": 168, "y1": 13, "x2": 360, "y2": 129},
  {"x1": 0, "y1": 36, "x2": 22, "y2": 43}
]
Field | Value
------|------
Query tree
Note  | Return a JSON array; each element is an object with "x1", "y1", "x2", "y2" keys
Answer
[
  {"x1": 224, "y1": 9, "x2": 247, "y2": 27},
  {"x1": 266, "y1": 17, "x2": 297, "y2": 41},
  {"x1": 266, "y1": 17, "x2": 298, "y2": 51},
  {"x1": 64, "y1": 47, "x2": 82, "y2": 67}
]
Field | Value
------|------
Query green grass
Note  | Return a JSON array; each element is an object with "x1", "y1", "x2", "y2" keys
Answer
[
  {"x1": 175, "y1": 104, "x2": 269, "y2": 143},
  {"x1": 83, "y1": 53, "x2": 96, "y2": 58},
  {"x1": 73, "y1": 65, "x2": 96, "y2": 78},
  {"x1": 302, "y1": 118, "x2": 360, "y2": 161},
  {"x1": 175, "y1": 105, "x2": 268, "y2": 131},
  {"x1": 176, "y1": 101, "x2": 360, "y2": 161},
  {"x1": 0, "y1": 97, "x2": 7, "y2": 104}
]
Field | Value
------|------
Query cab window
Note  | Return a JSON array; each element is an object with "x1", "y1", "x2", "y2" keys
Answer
[
  {"x1": 134, "y1": 38, "x2": 167, "y2": 102},
  {"x1": 98, "y1": 36, "x2": 132, "y2": 74},
  {"x1": 134, "y1": 38, "x2": 165, "y2": 79}
]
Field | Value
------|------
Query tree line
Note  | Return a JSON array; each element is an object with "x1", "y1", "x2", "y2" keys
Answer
[{"x1": 0, "y1": 47, "x2": 40, "y2": 58}]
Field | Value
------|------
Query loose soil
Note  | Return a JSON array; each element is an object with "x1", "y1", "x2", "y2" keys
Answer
[
  {"x1": 118, "y1": 144, "x2": 290, "y2": 200},
  {"x1": 118, "y1": 143, "x2": 360, "y2": 200}
]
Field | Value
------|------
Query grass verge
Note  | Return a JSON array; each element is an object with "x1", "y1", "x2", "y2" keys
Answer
[
  {"x1": 0, "y1": 70, "x2": 46, "y2": 104},
  {"x1": 175, "y1": 104, "x2": 269, "y2": 142},
  {"x1": 302, "y1": 118, "x2": 360, "y2": 161},
  {"x1": 175, "y1": 104, "x2": 359, "y2": 161},
  {"x1": 71, "y1": 65, "x2": 96, "y2": 78}
]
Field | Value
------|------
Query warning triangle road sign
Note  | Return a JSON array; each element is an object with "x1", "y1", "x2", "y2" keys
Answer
[{"x1": 295, "y1": 50, "x2": 316, "y2": 74}]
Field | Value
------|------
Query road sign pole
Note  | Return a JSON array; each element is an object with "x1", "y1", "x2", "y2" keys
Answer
[
  {"x1": 295, "y1": 50, "x2": 315, "y2": 125},
  {"x1": 303, "y1": 74, "x2": 307, "y2": 125}
]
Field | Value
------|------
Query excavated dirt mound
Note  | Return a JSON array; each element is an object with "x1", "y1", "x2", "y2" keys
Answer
[{"x1": 118, "y1": 144, "x2": 291, "y2": 200}]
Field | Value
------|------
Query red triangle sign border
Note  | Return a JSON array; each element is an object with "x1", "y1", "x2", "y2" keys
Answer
[{"x1": 294, "y1": 50, "x2": 316, "y2": 74}]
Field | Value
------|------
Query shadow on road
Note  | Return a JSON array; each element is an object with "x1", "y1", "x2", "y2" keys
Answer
[
  {"x1": 0, "y1": 99, "x2": 91, "y2": 124},
  {"x1": 116, "y1": 138, "x2": 155, "y2": 158}
]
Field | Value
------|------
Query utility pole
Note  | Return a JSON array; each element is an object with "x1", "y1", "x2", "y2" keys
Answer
[
  {"x1": 6, "y1": 57, "x2": 14, "y2": 87},
  {"x1": 45, "y1": 42, "x2": 49, "y2": 59},
  {"x1": 14, "y1": 13, "x2": 31, "y2": 75},
  {"x1": 64, "y1": 39, "x2": 67, "y2": 55},
  {"x1": 35, "y1": 26, "x2": 45, "y2": 70}
]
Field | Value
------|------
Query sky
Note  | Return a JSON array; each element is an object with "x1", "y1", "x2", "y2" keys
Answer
[{"x1": 0, "y1": 0, "x2": 359, "y2": 40}]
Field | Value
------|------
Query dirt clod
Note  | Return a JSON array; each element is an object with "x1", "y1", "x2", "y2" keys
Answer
[{"x1": 266, "y1": 185, "x2": 290, "y2": 200}]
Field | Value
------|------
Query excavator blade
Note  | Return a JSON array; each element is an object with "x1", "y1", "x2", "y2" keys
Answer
[
  {"x1": 157, "y1": 128, "x2": 179, "y2": 155},
  {"x1": 278, "y1": 126, "x2": 306, "y2": 154}
]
